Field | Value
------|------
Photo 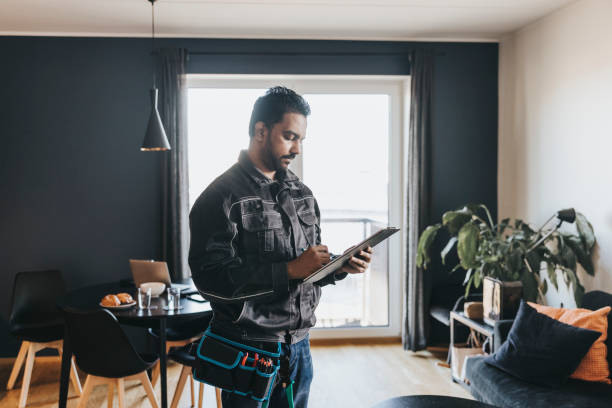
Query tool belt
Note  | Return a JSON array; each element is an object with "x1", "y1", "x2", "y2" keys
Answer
[{"x1": 193, "y1": 328, "x2": 280, "y2": 402}]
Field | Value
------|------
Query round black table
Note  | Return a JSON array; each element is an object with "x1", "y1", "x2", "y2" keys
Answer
[
  {"x1": 372, "y1": 395, "x2": 497, "y2": 408},
  {"x1": 57, "y1": 282, "x2": 212, "y2": 408}
]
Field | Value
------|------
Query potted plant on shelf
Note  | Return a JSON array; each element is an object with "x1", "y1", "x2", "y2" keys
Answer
[{"x1": 416, "y1": 204, "x2": 596, "y2": 322}]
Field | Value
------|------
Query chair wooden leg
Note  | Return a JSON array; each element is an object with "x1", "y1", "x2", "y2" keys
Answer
[
  {"x1": 137, "y1": 372, "x2": 159, "y2": 408},
  {"x1": 190, "y1": 373, "x2": 195, "y2": 407},
  {"x1": 215, "y1": 387, "x2": 222, "y2": 408},
  {"x1": 77, "y1": 375, "x2": 96, "y2": 408},
  {"x1": 70, "y1": 356, "x2": 83, "y2": 395},
  {"x1": 7, "y1": 341, "x2": 29, "y2": 390},
  {"x1": 107, "y1": 381, "x2": 114, "y2": 408},
  {"x1": 18, "y1": 343, "x2": 37, "y2": 408},
  {"x1": 198, "y1": 382, "x2": 204, "y2": 408},
  {"x1": 170, "y1": 365, "x2": 191, "y2": 408},
  {"x1": 116, "y1": 378, "x2": 126, "y2": 408},
  {"x1": 151, "y1": 361, "x2": 160, "y2": 388}
]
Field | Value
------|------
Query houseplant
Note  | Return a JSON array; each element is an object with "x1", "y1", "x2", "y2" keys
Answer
[{"x1": 416, "y1": 204, "x2": 596, "y2": 305}]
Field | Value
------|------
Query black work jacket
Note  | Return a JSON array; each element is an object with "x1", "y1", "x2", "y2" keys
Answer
[{"x1": 188, "y1": 150, "x2": 346, "y2": 343}]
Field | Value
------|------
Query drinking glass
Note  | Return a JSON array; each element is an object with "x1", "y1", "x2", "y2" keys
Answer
[
  {"x1": 167, "y1": 287, "x2": 181, "y2": 310},
  {"x1": 138, "y1": 287, "x2": 152, "y2": 310}
]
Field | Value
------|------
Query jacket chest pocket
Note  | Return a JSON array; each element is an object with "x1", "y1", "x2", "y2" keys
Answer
[
  {"x1": 241, "y1": 199, "x2": 283, "y2": 255},
  {"x1": 294, "y1": 196, "x2": 319, "y2": 246}
]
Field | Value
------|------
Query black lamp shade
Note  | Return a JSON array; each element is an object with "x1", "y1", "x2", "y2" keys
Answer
[
  {"x1": 141, "y1": 88, "x2": 170, "y2": 151},
  {"x1": 557, "y1": 208, "x2": 576, "y2": 223}
]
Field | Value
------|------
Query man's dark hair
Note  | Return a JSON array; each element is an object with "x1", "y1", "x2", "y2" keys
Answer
[{"x1": 248, "y1": 86, "x2": 311, "y2": 138}]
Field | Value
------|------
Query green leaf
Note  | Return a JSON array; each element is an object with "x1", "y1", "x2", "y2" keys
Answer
[
  {"x1": 525, "y1": 251, "x2": 541, "y2": 275},
  {"x1": 473, "y1": 268, "x2": 482, "y2": 288},
  {"x1": 416, "y1": 224, "x2": 441, "y2": 268},
  {"x1": 559, "y1": 244, "x2": 577, "y2": 271},
  {"x1": 463, "y1": 268, "x2": 473, "y2": 285},
  {"x1": 507, "y1": 250, "x2": 523, "y2": 275},
  {"x1": 575, "y1": 212, "x2": 596, "y2": 251},
  {"x1": 564, "y1": 267, "x2": 585, "y2": 306},
  {"x1": 464, "y1": 273, "x2": 475, "y2": 298},
  {"x1": 514, "y1": 219, "x2": 535, "y2": 234},
  {"x1": 479, "y1": 204, "x2": 496, "y2": 229},
  {"x1": 457, "y1": 222, "x2": 479, "y2": 269},
  {"x1": 546, "y1": 262, "x2": 558, "y2": 290},
  {"x1": 521, "y1": 267, "x2": 539, "y2": 302},
  {"x1": 440, "y1": 237, "x2": 458, "y2": 265},
  {"x1": 442, "y1": 211, "x2": 472, "y2": 235},
  {"x1": 540, "y1": 279, "x2": 548, "y2": 295},
  {"x1": 465, "y1": 203, "x2": 482, "y2": 214},
  {"x1": 564, "y1": 235, "x2": 595, "y2": 276},
  {"x1": 562, "y1": 268, "x2": 571, "y2": 286},
  {"x1": 497, "y1": 218, "x2": 510, "y2": 236},
  {"x1": 450, "y1": 263, "x2": 463, "y2": 274}
]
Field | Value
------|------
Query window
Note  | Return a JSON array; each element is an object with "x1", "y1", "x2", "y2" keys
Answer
[{"x1": 187, "y1": 75, "x2": 408, "y2": 338}]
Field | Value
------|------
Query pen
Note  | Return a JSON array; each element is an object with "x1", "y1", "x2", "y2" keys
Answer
[{"x1": 240, "y1": 352, "x2": 249, "y2": 366}]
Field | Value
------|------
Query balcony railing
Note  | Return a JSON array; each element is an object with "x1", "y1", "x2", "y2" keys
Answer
[{"x1": 315, "y1": 217, "x2": 389, "y2": 329}]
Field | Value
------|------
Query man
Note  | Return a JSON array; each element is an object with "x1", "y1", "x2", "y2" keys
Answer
[{"x1": 188, "y1": 86, "x2": 372, "y2": 407}]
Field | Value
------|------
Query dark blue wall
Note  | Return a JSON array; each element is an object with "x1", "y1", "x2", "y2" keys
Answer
[{"x1": 0, "y1": 37, "x2": 497, "y2": 356}]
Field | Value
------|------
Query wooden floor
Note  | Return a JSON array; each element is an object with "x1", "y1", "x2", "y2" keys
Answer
[{"x1": 0, "y1": 344, "x2": 471, "y2": 407}]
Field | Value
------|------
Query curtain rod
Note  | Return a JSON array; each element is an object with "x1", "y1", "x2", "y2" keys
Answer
[{"x1": 186, "y1": 51, "x2": 444, "y2": 57}]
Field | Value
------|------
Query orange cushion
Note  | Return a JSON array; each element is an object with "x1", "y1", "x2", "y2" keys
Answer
[{"x1": 528, "y1": 302, "x2": 611, "y2": 384}]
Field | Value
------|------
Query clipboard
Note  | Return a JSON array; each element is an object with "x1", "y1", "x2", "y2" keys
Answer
[{"x1": 302, "y1": 227, "x2": 400, "y2": 284}]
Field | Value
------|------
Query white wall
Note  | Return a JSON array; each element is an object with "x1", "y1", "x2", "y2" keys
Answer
[{"x1": 498, "y1": 0, "x2": 612, "y2": 305}]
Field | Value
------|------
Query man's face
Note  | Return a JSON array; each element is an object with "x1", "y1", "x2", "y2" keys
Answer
[{"x1": 258, "y1": 112, "x2": 307, "y2": 172}]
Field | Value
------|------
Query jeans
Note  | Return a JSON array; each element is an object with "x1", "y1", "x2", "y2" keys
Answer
[{"x1": 221, "y1": 336, "x2": 313, "y2": 408}]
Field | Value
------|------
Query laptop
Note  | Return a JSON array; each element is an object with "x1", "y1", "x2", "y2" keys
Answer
[{"x1": 129, "y1": 259, "x2": 192, "y2": 292}]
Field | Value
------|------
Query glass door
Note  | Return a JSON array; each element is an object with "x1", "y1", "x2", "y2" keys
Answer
[{"x1": 186, "y1": 75, "x2": 407, "y2": 338}]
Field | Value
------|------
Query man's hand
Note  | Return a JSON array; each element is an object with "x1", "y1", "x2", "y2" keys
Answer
[
  {"x1": 340, "y1": 246, "x2": 373, "y2": 275},
  {"x1": 287, "y1": 245, "x2": 331, "y2": 280}
]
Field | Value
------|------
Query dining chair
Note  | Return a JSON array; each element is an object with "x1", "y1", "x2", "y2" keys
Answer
[
  {"x1": 63, "y1": 307, "x2": 160, "y2": 408},
  {"x1": 7, "y1": 270, "x2": 82, "y2": 408},
  {"x1": 169, "y1": 342, "x2": 222, "y2": 408},
  {"x1": 148, "y1": 314, "x2": 221, "y2": 408}
]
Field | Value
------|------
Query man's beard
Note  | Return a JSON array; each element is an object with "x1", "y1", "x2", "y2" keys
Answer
[{"x1": 263, "y1": 138, "x2": 293, "y2": 175}]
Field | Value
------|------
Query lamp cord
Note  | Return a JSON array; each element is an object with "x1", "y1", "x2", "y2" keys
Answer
[{"x1": 151, "y1": 0, "x2": 156, "y2": 89}]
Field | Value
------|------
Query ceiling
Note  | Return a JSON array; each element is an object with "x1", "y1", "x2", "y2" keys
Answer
[{"x1": 0, "y1": 0, "x2": 576, "y2": 42}]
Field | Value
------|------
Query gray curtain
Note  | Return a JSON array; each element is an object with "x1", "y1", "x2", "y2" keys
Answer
[
  {"x1": 404, "y1": 49, "x2": 434, "y2": 351},
  {"x1": 158, "y1": 48, "x2": 190, "y2": 280}
]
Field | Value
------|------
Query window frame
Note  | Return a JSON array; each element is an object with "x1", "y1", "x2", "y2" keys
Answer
[{"x1": 186, "y1": 74, "x2": 409, "y2": 339}]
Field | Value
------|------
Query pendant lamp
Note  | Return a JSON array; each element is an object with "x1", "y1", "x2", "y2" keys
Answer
[{"x1": 141, "y1": 0, "x2": 170, "y2": 151}]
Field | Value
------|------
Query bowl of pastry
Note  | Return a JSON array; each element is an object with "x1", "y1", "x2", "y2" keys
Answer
[{"x1": 100, "y1": 292, "x2": 136, "y2": 309}]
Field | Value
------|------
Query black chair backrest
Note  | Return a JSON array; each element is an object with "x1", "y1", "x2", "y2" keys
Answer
[
  {"x1": 9, "y1": 270, "x2": 66, "y2": 331},
  {"x1": 63, "y1": 307, "x2": 150, "y2": 378}
]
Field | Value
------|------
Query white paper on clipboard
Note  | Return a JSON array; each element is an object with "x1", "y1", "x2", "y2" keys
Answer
[{"x1": 302, "y1": 227, "x2": 400, "y2": 284}]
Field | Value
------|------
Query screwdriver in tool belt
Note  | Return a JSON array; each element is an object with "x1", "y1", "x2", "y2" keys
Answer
[
  {"x1": 258, "y1": 358, "x2": 268, "y2": 372},
  {"x1": 266, "y1": 359, "x2": 273, "y2": 374},
  {"x1": 261, "y1": 358, "x2": 272, "y2": 374}
]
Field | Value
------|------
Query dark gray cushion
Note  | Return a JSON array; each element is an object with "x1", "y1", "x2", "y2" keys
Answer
[
  {"x1": 484, "y1": 301, "x2": 600, "y2": 387},
  {"x1": 465, "y1": 355, "x2": 612, "y2": 408}
]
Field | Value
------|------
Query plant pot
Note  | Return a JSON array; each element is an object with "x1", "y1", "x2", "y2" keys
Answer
[{"x1": 483, "y1": 277, "x2": 523, "y2": 326}]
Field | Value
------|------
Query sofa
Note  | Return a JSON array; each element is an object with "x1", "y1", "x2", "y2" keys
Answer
[{"x1": 465, "y1": 290, "x2": 612, "y2": 408}]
